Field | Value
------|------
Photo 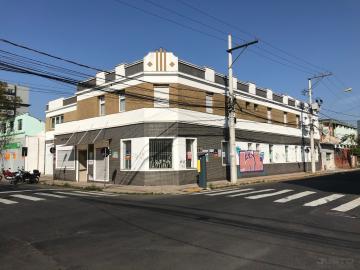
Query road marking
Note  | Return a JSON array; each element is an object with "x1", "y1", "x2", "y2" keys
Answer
[
  {"x1": 206, "y1": 188, "x2": 254, "y2": 196},
  {"x1": 331, "y1": 197, "x2": 360, "y2": 212},
  {"x1": 0, "y1": 198, "x2": 18, "y2": 204},
  {"x1": 228, "y1": 189, "x2": 275, "y2": 197},
  {"x1": 55, "y1": 191, "x2": 99, "y2": 197},
  {"x1": 304, "y1": 194, "x2": 345, "y2": 207},
  {"x1": 73, "y1": 191, "x2": 118, "y2": 197},
  {"x1": 245, "y1": 189, "x2": 293, "y2": 199},
  {"x1": 0, "y1": 189, "x2": 73, "y2": 194},
  {"x1": 274, "y1": 191, "x2": 316, "y2": 203},
  {"x1": 191, "y1": 188, "x2": 238, "y2": 195},
  {"x1": 34, "y1": 192, "x2": 67, "y2": 198},
  {"x1": 10, "y1": 194, "x2": 45, "y2": 201}
]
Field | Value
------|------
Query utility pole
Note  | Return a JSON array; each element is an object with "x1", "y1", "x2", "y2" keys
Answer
[
  {"x1": 227, "y1": 35, "x2": 258, "y2": 183},
  {"x1": 307, "y1": 72, "x2": 332, "y2": 173}
]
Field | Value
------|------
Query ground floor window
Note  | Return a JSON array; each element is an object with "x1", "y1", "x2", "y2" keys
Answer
[
  {"x1": 269, "y1": 144, "x2": 274, "y2": 163},
  {"x1": 122, "y1": 140, "x2": 131, "y2": 169},
  {"x1": 56, "y1": 146, "x2": 75, "y2": 169},
  {"x1": 149, "y1": 139, "x2": 173, "y2": 169},
  {"x1": 186, "y1": 139, "x2": 195, "y2": 168}
]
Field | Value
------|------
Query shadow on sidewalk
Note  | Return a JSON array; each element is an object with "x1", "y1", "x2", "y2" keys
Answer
[{"x1": 283, "y1": 170, "x2": 360, "y2": 195}]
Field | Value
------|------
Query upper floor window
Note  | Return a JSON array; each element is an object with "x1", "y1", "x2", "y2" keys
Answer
[
  {"x1": 17, "y1": 119, "x2": 22, "y2": 131},
  {"x1": 51, "y1": 115, "x2": 64, "y2": 129},
  {"x1": 154, "y1": 86, "x2": 169, "y2": 108},
  {"x1": 254, "y1": 104, "x2": 258, "y2": 111},
  {"x1": 285, "y1": 145, "x2": 289, "y2": 162},
  {"x1": 119, "y1": 92, "x2": 126, "y2": 112},
  {"x1": 245, "y1": 102, "x2": 250, "y2": 110},
  {"x1": 99, "y1": 95, "x2": 105, "y2": 116},
  {"x1": 267, "y1": 108, "x2": 272, "y2": 124},
  {"x1": 205, "y1": 92, "x2": 213, "y2": 113},
  {"x1": 296, "y1": 115, "x2": 300, "y2": 128},
  {"x1": 9, "y1": 121, "x2": 14, "y2": 131},
  {"x1": 283, "y1": 112, "x2": 288, "y2": 126}
]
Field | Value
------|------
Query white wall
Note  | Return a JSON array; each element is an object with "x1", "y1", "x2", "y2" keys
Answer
[{"x1": 24, "y1": 133, "x2": 45, "y2": 173}]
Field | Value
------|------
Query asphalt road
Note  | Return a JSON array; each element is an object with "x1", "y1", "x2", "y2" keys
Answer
[{"x1": 0, "y1": 171, "x2": 359, "y2": 270}]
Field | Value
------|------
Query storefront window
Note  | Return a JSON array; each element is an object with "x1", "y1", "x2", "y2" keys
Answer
[{"x1": 149, "y1": 139, "x2": 172, "y2": 169}]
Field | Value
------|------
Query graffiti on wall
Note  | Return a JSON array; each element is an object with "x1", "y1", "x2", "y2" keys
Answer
[{"x1": 239, "y1": 150, "x2": 264, "y2": 173}]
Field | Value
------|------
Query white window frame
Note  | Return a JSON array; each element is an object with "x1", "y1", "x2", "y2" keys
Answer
[
  {"x1": 121, "y1": 139, "x2": 132, "y2": 170},
  {"x1": 248, "y1": 143, "x2": 253, "y2": 151},
  {"x1": 55, "y1": 145, "x2": 75, "y2": 169},
  {"x1": 51, "y1": 115, "x2": 64, "y2": 129},
  {"x1": 99, "y1": 95, "x2": 105, "y2": 116},
  {"x1": 283, "y1": 112, "x2": 288, "y2": 126},
  {"x1": 269, "y1": 144, "x2": 274, "y2": 163},
  {"x1": 154, "y1": 86, "x2": 169, "y2": 108},
  {"x1": 267, "y1": 108, "x2": 272, "y2": 124},
  {"x1": 206, "y1": 92, "x2": 213, "y2": 113},
  {"x1": 285, "y1": 145, "x2": 289, "y2": 162},
  {"x1": 119, "y1": 92, "x2": 126, "y2": 112},
  {"x1": 149, "y1": 138, "x2": 173, "y2": 169},
  {"x1": 185, "y1": 138, "x2": 196, "y2": 169}
]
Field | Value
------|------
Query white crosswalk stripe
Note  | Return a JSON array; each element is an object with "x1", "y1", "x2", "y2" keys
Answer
[
  {"x1": 331, "y1": 197, "x2": 360, "y2": 212},
  {"x1": 303, "y1": 194, "x2": 345, "y2": 207},
  {"x1": 0, "y1": 198, "x2": 18, "y2": 205},
  {"x1": 191, "y1": 188, "x2": 238, "y2": 195},
  {"x1": 55, "y1": 191, "x2": 100, "y2": 197},
  {"x1": 228, "y1": 189, "x2": 275, "y2": 198},
  {"x1": 73, "y1": 191, "x2": 118, "y2": 197},
  {"x1": 35, "y1": 192, "x2": 67, "y2": 198},
  {"x1": 206, "y1": 188, "x2": 254, "y2": 196},
  {"x1": 274, "y1": 191, "x2": 316, "y2": 203},
  {"x1": 10, "y1": 194, "x2": 45, "y2": 201},
  {"x1": 245, "y1": 189, "x2": 293, "y2": 200}
]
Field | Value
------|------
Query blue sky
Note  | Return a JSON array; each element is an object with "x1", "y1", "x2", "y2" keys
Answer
[{"x1": 0, "y1": 0, "x2": 359, "y2": 124}]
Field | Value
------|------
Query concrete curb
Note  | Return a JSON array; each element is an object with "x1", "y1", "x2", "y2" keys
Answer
[{"x1": 39, "y1": 168, "x2": 360, "y2": 195}]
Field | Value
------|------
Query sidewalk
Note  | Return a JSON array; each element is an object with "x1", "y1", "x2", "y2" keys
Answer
[{"x1": 39, "y1": 168, "x2": 360, "y2": 195}]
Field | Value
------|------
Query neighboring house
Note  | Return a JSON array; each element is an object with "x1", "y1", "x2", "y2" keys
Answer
[
  {"x1": 45, "y1": 49, "x2": 320, "y2": 185},
  {"x1": 0, "y1": 113, "x2": 45, "y2": 172},
  {"x1": 319, "y1": 119, "x2": 358, "y2": 169}
]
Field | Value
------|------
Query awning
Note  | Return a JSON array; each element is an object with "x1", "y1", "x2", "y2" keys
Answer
[{"x1": 63, "y1": 129, "x2": 107, "y2": 146}]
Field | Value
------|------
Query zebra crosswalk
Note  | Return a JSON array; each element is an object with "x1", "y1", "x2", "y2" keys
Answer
[
  {"x1": 0, "y1": 190, "x2": 119, "y2": 207},
  {"x1": 191, "y1": 187, "x2": 360, "y2": 215}
]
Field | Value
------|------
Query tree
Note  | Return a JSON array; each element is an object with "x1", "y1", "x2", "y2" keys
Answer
[
  {"x1": 340, "y1": 133, "x2": 360, "y2": 157},
  {"x1": 0, "y1": 81, "x2": 22, "y2": 154}
]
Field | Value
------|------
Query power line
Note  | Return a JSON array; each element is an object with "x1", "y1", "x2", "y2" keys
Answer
[{"x1": 177, "y1": 0, "x2": 327, "y2": 74}]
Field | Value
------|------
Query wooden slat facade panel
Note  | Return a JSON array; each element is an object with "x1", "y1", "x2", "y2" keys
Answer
[{"x1": 125, "y1": 83, "x2": 154, "y2": 111}]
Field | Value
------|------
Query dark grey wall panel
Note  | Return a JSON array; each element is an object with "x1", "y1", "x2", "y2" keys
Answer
[
  {"x1": 125, "y1": 62, "x2": 143, "y2": 76},
  {"x1": 179, "y1": 62, "x2": 205, "y2": 79}
]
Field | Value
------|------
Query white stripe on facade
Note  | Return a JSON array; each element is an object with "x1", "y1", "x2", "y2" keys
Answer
[
  {"x1": 0, "y1": 198, "x2": 18, "y2": 204},
  {"x1": 206, "y1": 188, "x2": 254, "y2": 196},
  {"x1": 10, "y1": 194, "x2": 45, "y2": 201},
  {"x1": 228, "y1": 189, "x2": 275, "y2": 197},
  {"x1": 245, "y1": 189, "x2": 293, "y2": 199},
  {"x1": 274, "y1": 191, "x2": 316, "y2": 203},
  {"x1": 331, "y1": 197, "x2": 360, "y2": 212},
  {"x1": 303, "y1": 194, "x2": 345, "y2": 207}
]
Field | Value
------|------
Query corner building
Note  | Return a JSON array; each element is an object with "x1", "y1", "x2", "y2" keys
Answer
[{"x1": 45, "y1": 50, "x2": 320, "y2": 185}]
